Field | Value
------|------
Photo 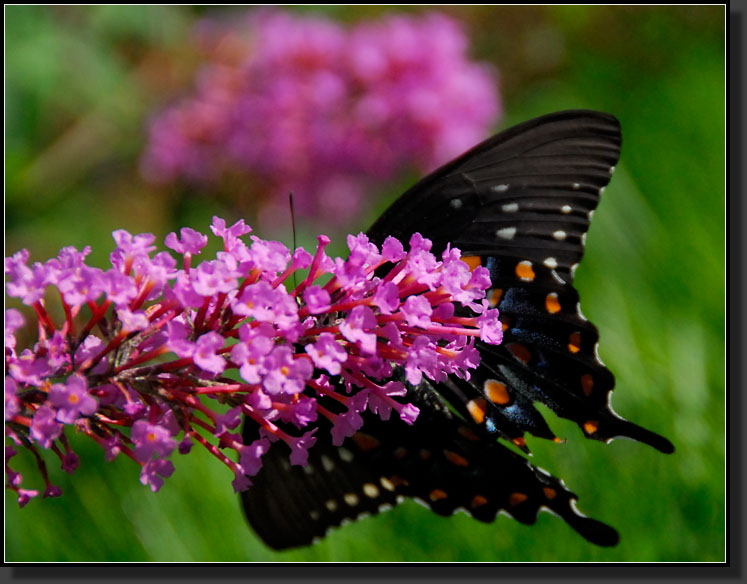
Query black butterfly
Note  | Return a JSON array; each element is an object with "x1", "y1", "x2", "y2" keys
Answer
[{"x1": 241, "y1": 110, "x2": 674, "y2": 550}]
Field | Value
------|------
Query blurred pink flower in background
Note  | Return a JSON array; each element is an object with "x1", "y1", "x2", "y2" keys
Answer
[{"x1": 140, "y1": 10, "x2": 501, "y2": 229}]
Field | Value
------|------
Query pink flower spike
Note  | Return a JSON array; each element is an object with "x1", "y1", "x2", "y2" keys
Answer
[{"x1": 4, "y1": 217, "x2": 500, "y2": 503}]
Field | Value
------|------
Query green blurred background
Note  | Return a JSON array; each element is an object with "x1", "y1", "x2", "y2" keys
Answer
[{"x1": 5, "y1": 5, "x2": 725, "y2": 562}]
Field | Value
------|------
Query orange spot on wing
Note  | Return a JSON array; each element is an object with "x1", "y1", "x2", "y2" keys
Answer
[
  {"x1": 471, "y1": 495, "x2": 488, "y2": 508},
  {"x1": 352, "y1": 432, "x2": 380, "y2": 452},
  {"x1": 457, "y1": 426, "x2": 481, "y2": 442},
  {"x1": 509, "y1": 492, "x2": 528, "y2": 506},
  {"x1": 462, "y1": 256, "x2": 482, "y2": 271},
  {"x1": 467, "y1": 398, "x2": 488, "y2": 424},
  {"x1": 569, "y1": 332, "x2": 582, "y2": 353},
  {"x1": 488, "y1": 288, "x2": 503, "y2": 307},
  {"x1": 581, "y1": 374, "x2": 594, "y2": 396},
  {"x1": 485, "y1": 380, "x2": 510, "y2": 405},
  {"x1": 543, "y1": 487, "x2": 558, "y2": 500},
  {"x1": 515, "y1": 261, "x2": 535, "y2": 281},
  {"x1": 429, "y1": 489, "x2": 448, "y2": 501},
  {"x1": 389, "y1": 475, "x2": 409, "y2": 487},
  {"x1": 512, "y1": 436, "x2": 527, "y2": 448},
  {"x1": 583, "y1": 420, "x2": 599, "y2": 434},
  {"x1": 545, "y1": 292, "x2": 561, "y2": 314},
  {"x1": 443, "y1": 450, "x2": 469, "y2": 467},
  {"x1": 507, "y1": 343, "x2": 532, "y2": 364}
]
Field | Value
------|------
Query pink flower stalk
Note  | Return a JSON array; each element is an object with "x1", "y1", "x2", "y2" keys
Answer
[
  {"x1": 4, "y1": 217, "x2": 502, "y2": 504},
  {"x1": 140, "y1": 10, "x2": 501, "y2": 228}
]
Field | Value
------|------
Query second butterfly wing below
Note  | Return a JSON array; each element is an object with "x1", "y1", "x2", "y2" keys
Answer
[{"x1": 242, "y1": 376, "x2": 620, "y2": 549}]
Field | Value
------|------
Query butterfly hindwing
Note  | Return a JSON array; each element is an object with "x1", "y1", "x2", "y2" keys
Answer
[
  {"x1": 242, "y1": 380, "x2": 620, "y2": 549},
  {"x1": 241, "y1": 110, "x2": 673, "y2": 551}
]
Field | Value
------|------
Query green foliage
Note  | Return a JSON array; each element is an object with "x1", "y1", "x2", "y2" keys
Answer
[{"x1": 5, "y1": 5, "x2": 725, "y2": 562}]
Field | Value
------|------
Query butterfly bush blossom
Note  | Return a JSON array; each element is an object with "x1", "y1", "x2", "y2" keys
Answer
[
  {"x1": 140, "y1": 10, "x2": 501, "y2": 227},
  {"x1": 4, "y1": 218, "x2": 502, "y2": 505}
]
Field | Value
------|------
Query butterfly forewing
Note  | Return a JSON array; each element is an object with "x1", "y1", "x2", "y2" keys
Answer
[
  {"x1": 241, "y1": 110, "x2": 673, "y2": 551},
  {"x1": 367, "y1": 110, "x2": 621, "y2": 283}
]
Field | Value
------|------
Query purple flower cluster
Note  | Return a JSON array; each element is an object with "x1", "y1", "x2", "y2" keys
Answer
[
  {"x1": 4, "y1": 217, "x2": 502, "y2": 505},
  {"x1": 140, "y1": 10, "x2": 501, "y2": 227}
]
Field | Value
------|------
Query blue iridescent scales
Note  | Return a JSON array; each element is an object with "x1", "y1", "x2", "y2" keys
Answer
[{"x1": 241, "y1": 110, "x2": 674, "y2": 550}]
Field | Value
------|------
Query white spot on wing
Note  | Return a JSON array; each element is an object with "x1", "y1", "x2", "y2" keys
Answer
[
  {"x1": 552, "y1": 230, "x2": 567, "y2": 241},
  {"x1": 378, "y1": 503, "x2": 393, "y2": 513},
  {"x1": 609, "y1": 165, "x2": 616, "y2": 175},
  {"x1": 380, "y1": 477, "x2": 396, "y2": 492},
  {"x1": 561, "y1": 204, "x2": 572, "y2": 214},
  {"x1": 363, "y1": 483, "x2": 380, "y2": 498},
  {"x1": 493, "y1": 184, "x2": 510, "y2": 193},
  {"x1": 450, "y1": 198, "x2": 463, "y2": 209},
  {"x1": 588, "y1": 209, "x2": 595, "y2": 220},
  {"x1": 325, "y1": 499, "x2": 338, "y2": 512},
  {"x1": 581, "y1": 233, "x2": 587, "y2": 246},
  {"x1": 570, "y1": 263, "x2": 579, "y2": 278},
  {"x1": 344, "y1": 493, "x2": 359, "y2": 506},
  {"x1": 599, "y1": 186, "x2": 606, "y2": 195},
  {"x1": 338, "y1": 447, "x2": 354, "y2": 463},
  {"x1": 576, "y1": 302, "x2": 588, "y2": 321},
  {"x1": 310, "y1": 510, "x2": 320, "y2": 521},
  {"x1": 572, "y1": 182, "x2": 581, "y2": 190},
  {"x1": 543, "y1": 257, "x2": 558, "y2": 269},
  {"x1": 321, "y1": 455, "x2": 335, "y2": 472},
  {"x1": 502, "y1": 202, "x2": 519, "y2": 213},
  {"x1": 496, "y1": 226, "x2": 517, "y2": 240}
]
